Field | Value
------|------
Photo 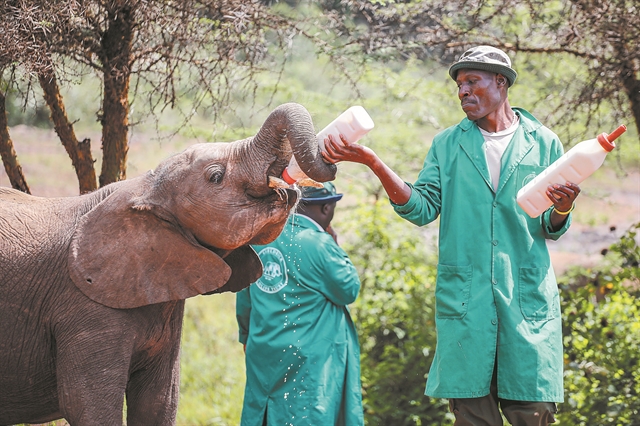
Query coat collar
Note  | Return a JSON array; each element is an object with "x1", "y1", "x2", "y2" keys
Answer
[
  {"x1": 290, "y1": 213, "x2": 325, "y2": 232},
  {"x1": 457, "y1": 108, "x2": 543, "y2": 194}
]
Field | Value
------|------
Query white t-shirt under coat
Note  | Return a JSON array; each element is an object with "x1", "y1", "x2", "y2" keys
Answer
[{"x1": 479, "y1": 116, "x2": 520, "y2": 191}]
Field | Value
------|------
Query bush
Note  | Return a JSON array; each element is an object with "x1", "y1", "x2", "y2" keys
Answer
[
  {"x1": 343, "y1": 201, "x2": 451, "y2": 425},
  {"x1": 558, "y1": 222, "x2": 640, "y2": 425},
  {"x1": 345, "y1": 200, "x2": 640, "y2": 425}
]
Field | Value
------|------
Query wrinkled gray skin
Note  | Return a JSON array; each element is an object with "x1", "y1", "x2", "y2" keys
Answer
[{"x1": 0, "y1": 103, "x2": 335, "y2": 425}]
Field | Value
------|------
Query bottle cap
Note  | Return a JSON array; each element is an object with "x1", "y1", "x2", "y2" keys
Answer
[
  {"x1": 282, "y1": 167, "x2": 296, "y2": 184},
  {"x1": 597, "y1": 124, "x2": 626, "y2": 152}
]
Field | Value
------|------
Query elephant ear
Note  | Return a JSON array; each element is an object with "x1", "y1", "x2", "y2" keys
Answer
[
  {"x1": 68, "y1": 189, "x2": 234, "y2": 309},
  {"x1": 205, "y1": 245, "x2": 263, "y2": 294}
]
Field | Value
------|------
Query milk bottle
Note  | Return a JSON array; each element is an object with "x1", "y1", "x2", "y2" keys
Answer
[
  {"x1": 282, "y1": 106, "x2": 374, "y2": 185},
  {"x1": 516, "y1": 124, "x2": 627, "y2": 218}
]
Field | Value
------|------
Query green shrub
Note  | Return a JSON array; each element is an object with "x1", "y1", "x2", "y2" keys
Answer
[
  {"x1": 344, "y1": 198, "x2": 640, "y2": 425},
  {"x1": 558, "y1": 223, "x2": 640, "y2": 425},
  {"x1": 343, "y1": 201, "x2": 451, "y2": 425}
]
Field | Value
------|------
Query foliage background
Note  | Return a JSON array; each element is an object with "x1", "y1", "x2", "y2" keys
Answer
[{"x1": 4, "y1": 18, "x2": 639, "y2": 426}]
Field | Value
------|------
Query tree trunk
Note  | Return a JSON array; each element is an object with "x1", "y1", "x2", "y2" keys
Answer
[
  {"x1": 98, "y1": 3, "x2": 133, "y2": 187},
  {"x1": 0, "y1": 88, "x2": 30, "y2": 193},
  {"x1": 621, "y1": 69, "x2": 640, "y2": 138},
  {"x1": 38, "y1": 71, "x2": 97, "y2": 194}
]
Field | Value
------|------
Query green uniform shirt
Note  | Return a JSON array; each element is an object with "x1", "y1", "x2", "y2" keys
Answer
[
  {"x1": 236, "y1": 213, "x2": 364, "y2": 425},
  {"x1": 393, "y1": 108, "x2": 571, "y2": 402}
]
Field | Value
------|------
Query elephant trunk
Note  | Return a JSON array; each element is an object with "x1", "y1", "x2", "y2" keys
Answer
[{"x1": 252, "y1": 102, "x2": 337, "y2": 184}]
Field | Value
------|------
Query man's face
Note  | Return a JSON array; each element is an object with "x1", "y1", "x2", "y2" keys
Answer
[{"x1": 455, "y1": 69, "x2": 504, "y2": 121}]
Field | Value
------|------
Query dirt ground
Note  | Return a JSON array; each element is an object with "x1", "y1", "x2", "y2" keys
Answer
[
  {"x1": 546, "y1": 167, "x2": 640, "y2": 274},
  {"x1": 1, "y1": 125, "x2": 639, "y2": 276}
]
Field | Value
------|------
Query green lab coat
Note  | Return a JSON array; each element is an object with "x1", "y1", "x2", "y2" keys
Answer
[
  {"x1": 236, "y1": 214, "x2": 364, "y2": 426},
  {"x1": 393, "y1": 108, "x2": 571, "y2": 402}
]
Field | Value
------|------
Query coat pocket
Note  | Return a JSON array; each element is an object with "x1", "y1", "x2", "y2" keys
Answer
[
  {"x1": 435, "y1": 264, "x2": 472, "y2": 319},
  {"x1": 518, "y1": 267, "x2": 558, "y2": 321}
]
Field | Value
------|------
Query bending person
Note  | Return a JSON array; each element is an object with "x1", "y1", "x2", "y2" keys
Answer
[{"x1": 236, "y1": 182, "x2": 364, "y2": 426}]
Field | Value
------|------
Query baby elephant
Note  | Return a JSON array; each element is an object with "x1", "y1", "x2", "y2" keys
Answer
[{"x1": 0, "y1": 102, "x2": 335, "y2": 425}]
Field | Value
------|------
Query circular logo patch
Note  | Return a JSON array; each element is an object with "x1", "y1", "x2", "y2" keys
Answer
[
  {"x1": 256, "y1": 247, "x2": 288, "y2": 294},
  {"x1": 521, "y1": 172, "x2": 538, "y2": 188}
]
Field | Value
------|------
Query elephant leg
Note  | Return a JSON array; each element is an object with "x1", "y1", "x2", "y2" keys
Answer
[
  {"x1": 125, "y1": 301, "x2": 184, "y2": 425},
  {"x1": 56, "y1": 341, "x2": 130, "y2": 425},
  {"x1": 125, "y1": 349, "x2": 181, "y2": 425}
]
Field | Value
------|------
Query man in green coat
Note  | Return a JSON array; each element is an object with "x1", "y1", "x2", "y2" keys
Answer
[
  {"x1": 236, "y1": 182, "x2": 364, "y2": 426},
  {"x1": 322, "y1": 46, "x2": 581, "y2": 425}
]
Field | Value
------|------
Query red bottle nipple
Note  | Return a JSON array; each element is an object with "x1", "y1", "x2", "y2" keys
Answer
[{"x1": 597, "y1": 124, "x2": 627, "y2": 152}]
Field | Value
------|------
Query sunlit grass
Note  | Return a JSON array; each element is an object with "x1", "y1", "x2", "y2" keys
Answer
[{"x1": 178, "y1": 294, "x2": 246, "y2": 425}]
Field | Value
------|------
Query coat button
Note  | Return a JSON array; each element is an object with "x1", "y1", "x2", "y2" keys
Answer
[
  {"x1": 492, "y1": 279, "x2": 497, "y2": 285},
  {"x1": 491, "y1": 319, "x2": 497, "y2": 325},
  {"x1": 492, "y1": 240, "x2": 498, "y2": 246}
]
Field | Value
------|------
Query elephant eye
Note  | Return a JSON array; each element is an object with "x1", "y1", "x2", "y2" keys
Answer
[{"x1": 206, "y1": 165, "x2": 225, "y2": 184}]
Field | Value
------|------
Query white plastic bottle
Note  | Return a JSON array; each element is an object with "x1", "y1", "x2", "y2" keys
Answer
[
  {"x1": 516, "y1": 124, "x2": 627, "y2": 218},
  {"x1": 282, "y1": 106, "x2": 375, "y2": 185}
]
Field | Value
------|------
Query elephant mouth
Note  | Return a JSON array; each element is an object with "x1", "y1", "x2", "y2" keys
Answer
[
  {"x1": 245, "y1": 185, "x2": 300, "y2": 246},
  {"x1": 268, "y1": 175, "x2": 291, "y2": 190},
  {"x1": 248, "y1": 170, "x2": 300, "y2": 209},
  {"x1": 247, "y1": 151, "x2": 318, "y2": 206},
  {"x1": 266, "y1": 185, "x2": 300, "y2": 209}
]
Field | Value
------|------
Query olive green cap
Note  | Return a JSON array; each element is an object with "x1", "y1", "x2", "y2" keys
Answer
[{"x1": 449, "y1": 45, "x2": 518, "y2": 86}]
